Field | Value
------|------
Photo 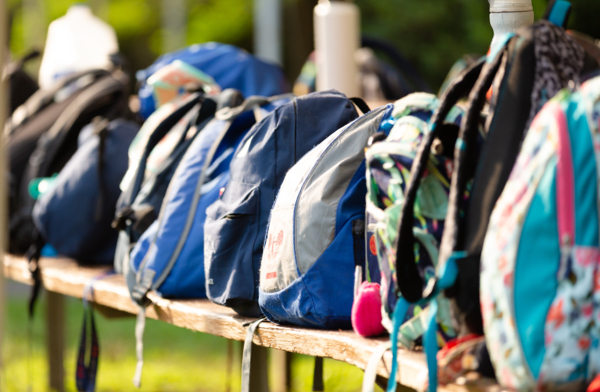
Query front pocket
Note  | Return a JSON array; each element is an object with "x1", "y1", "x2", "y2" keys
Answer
[{"x1": 204, "y1": 182, "x2": 260, "y2": 305}]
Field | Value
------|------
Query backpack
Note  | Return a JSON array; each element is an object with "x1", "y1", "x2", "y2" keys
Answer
[
  {"x1": 258, "y1": 102, "x2": 391, "y2": 329},
  {"x1": 126, "y1": 95, "x2": 289, "y2": 305},
  {"x1": 113, "y1": 90, "x2": 244, "y2": 275},
  {"x1": 481, "y1": 76, "x2": 600, "y2": 391},
  {"x1": 8, "y1": 68, "x2": 131, "y2": 254},
  {"x1": 204, "y1": 90, "x2": 361, "y2": 317},
  {"x1": 32, "y1": 119, "x2": 139, "y2": 264},
  {"x1": 4, "y1": 50, "x2": 40, "y2": 114},
  {"x1": 359, "y1": 91, "x2": 474, "y2": 343},
  {"x1": 137, "y1": 43, "x2": 290, "y2": 119}
]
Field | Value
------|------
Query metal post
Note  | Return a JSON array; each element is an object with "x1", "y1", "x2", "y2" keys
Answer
[
  {"x1": 253, "y1": 0, "x2": 282, "y2": 65},
  {"x1": 161, "y1": 0, "x2": 187, "y2": 54},
  {"x1": 0, "y1": 0, "x2": 8, "y2": 379}
]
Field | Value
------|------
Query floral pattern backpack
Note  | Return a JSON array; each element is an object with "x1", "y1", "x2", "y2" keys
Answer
[
  {"x1": 481, "y1": 75, "x2": 600, "y2": 391},
  {"x1": 365, "y1": 92, "x2": 463, "y2": 346}
]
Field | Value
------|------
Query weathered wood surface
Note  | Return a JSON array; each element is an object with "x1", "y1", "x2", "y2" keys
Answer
[{"x1": 4, "y1": 254, "x2": 503, "y2": 392}]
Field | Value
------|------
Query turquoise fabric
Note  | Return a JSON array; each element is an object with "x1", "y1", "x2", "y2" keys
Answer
[
  {"x1": 548, "y1": 0, "x2": 571, "y2": 27},
  {"x1": 564, "y1": 95, "x2": 599, "y2": 247},
  {"x1": 514, "y1": 160, "x2": 560, "y2": 378}
]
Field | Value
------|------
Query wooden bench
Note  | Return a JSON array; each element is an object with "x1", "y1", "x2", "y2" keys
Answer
[{"x1": 3, "y1": 254, "x2": 502, "y2": 392}]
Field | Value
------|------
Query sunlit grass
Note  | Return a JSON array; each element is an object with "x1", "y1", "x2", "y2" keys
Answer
[{"x1": 2, "y1": 291, "x2": 378, "y2": 391}]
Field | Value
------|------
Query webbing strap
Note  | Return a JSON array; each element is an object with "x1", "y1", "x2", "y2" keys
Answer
[
  {"x1": 386, "y1": 298, "x2": 409, "y2": 392},
  {"x1": 362, "y1": 342, "x2": 391, "y2": 392},
  {"x1": 241, "y1": 317, "x2": 267, "y2": 392},
  {"x1": 76, "y1": 271, "x2": 115, "y2": 392},
  {"x1": 133, "y1": 307, "x2": 146, "y2": 388},
  {"x1": 424, "y1": 300, "x2": 440, "y2": 392}
]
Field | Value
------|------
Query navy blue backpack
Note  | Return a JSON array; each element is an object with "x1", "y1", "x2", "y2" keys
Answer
[
  {"x1": 137, "y1": 43, "x2": 290, "y2": 119},
  {"x1": 204, "y1": 90, "x2": 361, "y2": 317},
  {"x1": 32, "y1": 118, "x2": 139, "y2": 264},
  {"x1": 113, "y1": 90, "x2": 244, "y2": 275},
  {"x1": 127, "y1": 95, "x2": 289, "y2": 304}
]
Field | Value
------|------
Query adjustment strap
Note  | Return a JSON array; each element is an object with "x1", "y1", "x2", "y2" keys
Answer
[
  {"x1": 93, "y1": 117, "x2": 110, "y2": 222},
  {"x1": 76, "y1": 271, "x2": 114, "y2": 392},
  {"x1": 27, "y1": 233, "x2": 45, "y2": 318},
  {"x1": 133, "y1": 307, "x2": 147, "y2": 388},
  {"x1": 241, "y1": 317, "x2": 267, "y2": 392},
  {"x1": 362, "y1": 341, "x2": 391, "y2": 392},
  {"x1": 386, "y1": 298, "x2": 410, "y2": 392}
]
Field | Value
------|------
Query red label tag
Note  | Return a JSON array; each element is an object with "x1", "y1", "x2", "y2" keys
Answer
[{"x1": 266, "y1": 272, "x2": 277, "y2": 279}]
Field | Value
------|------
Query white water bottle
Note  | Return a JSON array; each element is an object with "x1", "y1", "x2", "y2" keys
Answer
[
  {"x1": 489, "y1": 0, "x2": 534, "y2": 49},
  {"x1": 38, "y1": 4, "x2": 119, "y2": 90},
  {"x1": 314, "y1": 0, "x2": 361, "y2": 97}
]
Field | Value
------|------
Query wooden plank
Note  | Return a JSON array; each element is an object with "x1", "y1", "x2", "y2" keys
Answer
[
  {"x1": 46, "y1": 291, "x2": 65, "y2": 392},
  {"x1": 3, "y1": 255, "x2": 502, "y2": 392}
]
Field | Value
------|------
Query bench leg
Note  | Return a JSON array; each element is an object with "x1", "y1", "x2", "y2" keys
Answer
[
  {"x1": 46, "y1": 291, "x2": 65, "y2": 392},
  {"x1": 271, "y1": 349, "x2": 292, "y2": 392},
  {"x1": 250, "y1": 344, "x2": 270, "y2": 392}
]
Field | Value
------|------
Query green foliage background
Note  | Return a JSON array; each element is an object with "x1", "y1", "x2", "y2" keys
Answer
[{"x1": 7, "y1": 0, "x2": 600, "y2": 90}]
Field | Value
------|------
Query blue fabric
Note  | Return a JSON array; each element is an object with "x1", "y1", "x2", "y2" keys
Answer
[
  {"x1": 138, "y1": 43, "x2": 289, "y2": 119},
  {"x1": 514, "y1": 160, "x2": 560, "y2": 378},
  {"x1": 204, "y1": 90, "x2": 360, "y2": 317},
  {"x1": 386, "y1": 298, "x2": 409, "y2": 392},
  {"x1": 33, "y1": 120, "x2": 139, "y2": 264},
  {"x1": 129, "y1": 109, "x2": 261, "y2": 299},
  {"x1": 258, "y1": 174, "x2": 366, "y2": 328},
  {"x1": 424, "y1": 299, "x2": 439, "y2": 392}
]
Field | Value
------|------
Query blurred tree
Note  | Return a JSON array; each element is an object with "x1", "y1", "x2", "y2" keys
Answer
[{"x1": 6, "y1": 0, "x2": 600, "y2": 92}]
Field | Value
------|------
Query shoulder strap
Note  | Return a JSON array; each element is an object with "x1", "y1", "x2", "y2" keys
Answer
[
  {"x1": 350, "y1": 97, "x2": 372, "y2": 115},
  {"x1": 5, "y1": 68, "x2": 111, "y2": 136},
  {"x1": 132, "y1": 94, "x2": 263, "y2": 303},
  {"x1": 436, "y1": 47, "x2": 508, "y2": 285},
  {"x1": 392, "y1": 57, "x2": 486, "y2": 303},
  {"x1": 123, "y1": 93, "x2": 205, "y2": 208}
]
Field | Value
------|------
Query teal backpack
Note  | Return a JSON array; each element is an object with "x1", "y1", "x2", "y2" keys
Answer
[{"x1": 481, "y1": 75, "x2": 600, "y2": 391}]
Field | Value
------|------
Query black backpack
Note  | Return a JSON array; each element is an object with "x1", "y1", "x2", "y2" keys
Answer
[
  {"x1": 8, "y1": 68, "x2": 131, "y2": 254},
  {"x1": 4, "y1": 50, "x2": 40, "y2": 114}
]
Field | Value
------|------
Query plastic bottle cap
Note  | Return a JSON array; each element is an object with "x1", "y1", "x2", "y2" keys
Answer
[{"x1": 489, "y1": 0, "x2": 533, "y2": 13}]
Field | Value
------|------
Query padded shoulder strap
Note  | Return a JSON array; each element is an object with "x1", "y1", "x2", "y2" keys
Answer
[{"x1": 392, "y1": 58, "x2": 485, "y2": 303}]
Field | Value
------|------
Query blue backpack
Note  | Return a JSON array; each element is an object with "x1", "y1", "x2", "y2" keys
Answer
[
  {"x1": 204, "y1": 90, "x2": 361, "y2": 317},
  {"x1": 137, "y1": 43, "x2": 289, "y2": 119},
  {"x1": 32, "y1": 119, "x2": 139, "y2": 264},
  {"x1": 113, "y1": 91, "x2": 243, "y2": 275},
  {"x1": 127, "y1": 95, "x2": 289, "y2": 305},
  {"x1": 258, "y1": 103, "x2": 393, "y2": 329}
]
